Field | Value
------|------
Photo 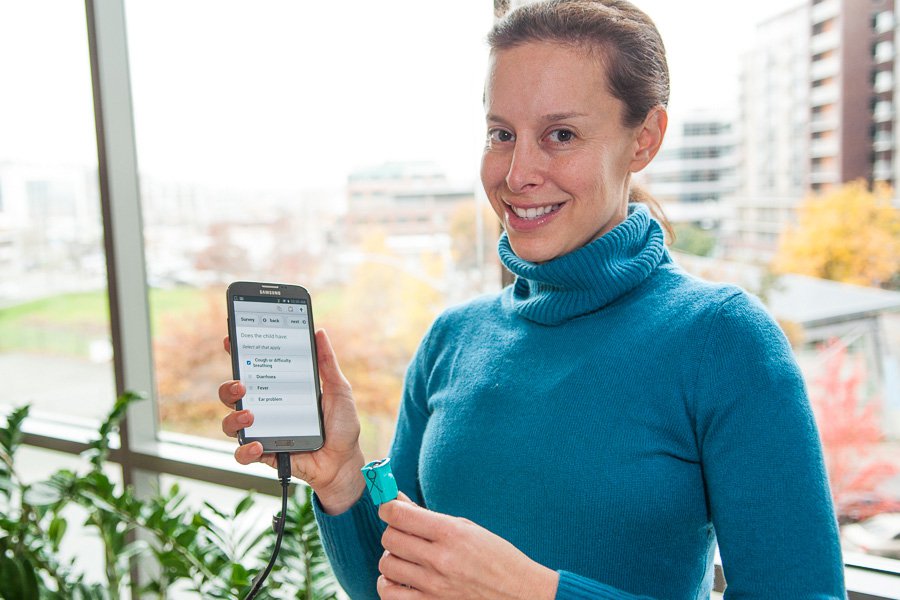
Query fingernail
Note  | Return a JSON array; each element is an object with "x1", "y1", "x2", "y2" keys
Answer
[
  {"x1": 231, "y1": 382, "x2": 242, "y2": 394},
  {"x1": 238, "y1": 411, "x2": 251, "y2": 425}
]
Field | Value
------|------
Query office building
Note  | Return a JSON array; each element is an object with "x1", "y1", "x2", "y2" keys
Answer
[{"x1": 640, "y1": 111, "x2": 737, "y2": 227}]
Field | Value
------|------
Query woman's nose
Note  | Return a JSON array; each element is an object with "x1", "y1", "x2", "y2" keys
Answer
[{"x1": 505, "y1": 140, "x2": 545, "y2": 193}]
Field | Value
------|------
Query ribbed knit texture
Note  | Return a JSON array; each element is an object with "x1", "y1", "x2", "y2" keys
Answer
[{"x1": 315, "y1": 204, "x2": 846, "y2": 599}]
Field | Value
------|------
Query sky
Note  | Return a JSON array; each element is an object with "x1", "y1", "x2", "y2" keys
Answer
[{"x1": 0, "y1": 0, "x2": 799, "y2": 190}]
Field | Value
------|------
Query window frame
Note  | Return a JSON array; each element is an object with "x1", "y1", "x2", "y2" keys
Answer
[{"x1": 6, "y1": 0, "x2": 899, "y2": 597}]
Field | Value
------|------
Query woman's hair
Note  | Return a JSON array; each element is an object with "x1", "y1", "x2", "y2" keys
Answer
[{"x1": 488, "y1": 0, "x2": 674, "y2": 238}]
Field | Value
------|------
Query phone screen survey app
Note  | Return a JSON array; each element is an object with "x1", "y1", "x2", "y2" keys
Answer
[{"x1": 232, "y1": 297, "x2": 319, "y2": 438}]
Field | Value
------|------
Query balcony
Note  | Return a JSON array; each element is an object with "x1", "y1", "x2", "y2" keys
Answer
[
  {"x1": 874, "y1": 71, "x2": 894, "y2": 94},
  {"x1": 810, "y1": 117, "x2": 839, "y2": 133},
  {"x1": 810, "y1": 29, "x2": 840, "y2": 55},
  {"x1": 811, "y1": 0, "x2": 840, "y2": 24},
  {"x1": 874, "y1": 11, "x2": 895, "y2": 34},
  {"x1": 810, "y1": 56, "x2": 839, "y2": 81},
  {"x1": 810, "y1": 137, "x2": 840, "y2": 158},
  {"x1": 810, "y1": 83, "x2": 839, "y2": 107},
  {"x1": 809, "y1": 168, "x2": 839, "y2": 185},
  {"x1": 874, "y1": 103, "x2": 894, "y2": 123},
  {"x1": 873, "y1": 132, "x2": 894, "y2": 152},
  {"x1": 874, "y1": 41, "x2": 895, "y2": 65},
  {"x1": 873, "y1": 161, "x2": 893, "y2": 181}
]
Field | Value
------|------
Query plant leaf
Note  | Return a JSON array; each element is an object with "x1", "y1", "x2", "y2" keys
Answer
[
  {"x1": 48, "y1": 516, "x2": 68, "y2": 551},
  {"x1": 23, "y1": 481, "x2": 62, "y2": 507}
]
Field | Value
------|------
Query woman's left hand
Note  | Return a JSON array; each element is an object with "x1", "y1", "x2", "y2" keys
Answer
[{"x1": 377, "y1": 495, "x2": 558, "y2": 599}]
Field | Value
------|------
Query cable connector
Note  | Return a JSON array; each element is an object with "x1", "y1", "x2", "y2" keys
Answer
[
  {"x1": 244, "y1": 452, "x2": 292, "y2": 600},
  {"x1": 277, "y1": 451, "x2": 292, "y2": 485}
]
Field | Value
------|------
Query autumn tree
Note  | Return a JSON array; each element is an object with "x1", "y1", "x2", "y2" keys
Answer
[
  {"x1": 773, "y1": 180, "x2": 900, "y2": 288},
  {"x1": 808, "y1": 339, "x2": 900, "y2": 523},
  {"x1": 154, "y1": 290, "x2": 233, "y2": 439},
  {"x1": 449, "y1": 201, "x2": 500, "y2": 270}
]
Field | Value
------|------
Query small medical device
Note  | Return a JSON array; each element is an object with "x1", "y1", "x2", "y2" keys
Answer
[{"x1": 362, "y1": 458, "x2": 399, "y2": 505}]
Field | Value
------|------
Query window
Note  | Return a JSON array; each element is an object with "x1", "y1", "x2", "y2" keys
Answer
[
  {"x1": 874, "y1": 40, "x2": 894, "y2": 62},
  {"x1": 874, "y1": 10, "x2": 895, "y2": 33},
  {"x1": 124, "y1": 0, "x2": 498, "y2": 456},
  {"x1": 3, "y1": 1, "x2": 899, "y2": 594},
  {"x1": 0, "y1": 1, "x2": 116, "y2": 425}
]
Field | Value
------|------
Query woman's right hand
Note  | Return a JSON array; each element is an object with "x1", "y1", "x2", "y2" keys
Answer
[{"x1": 219, "y1": 328, "x2": 366, "y2": 515}]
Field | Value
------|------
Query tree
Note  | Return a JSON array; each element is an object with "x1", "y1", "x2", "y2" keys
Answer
[
  {"x1": 670, "y1": 223, "x2": 716, "y2": 257},
  {"x1": 154, "y1": 290, "x2": 232, "y2": 438},
  {"x1": 319, "y1": 231, "x2": 444, "y2": 457},
  {"x1": 449, "y1": 201, "x2": 500, "y2": 270},
  {"x1": 773, "y1": 180, "x2": 900, "y2": 288},
  {"x1": 808, "y1": 339, "x2": 900, "y2": 523}
]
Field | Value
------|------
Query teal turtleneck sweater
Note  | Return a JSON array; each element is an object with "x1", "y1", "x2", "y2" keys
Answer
[{"x1": 314, "y1": 204, "x2": 846, "y2": 599}]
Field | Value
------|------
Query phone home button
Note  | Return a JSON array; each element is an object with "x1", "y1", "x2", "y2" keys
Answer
[{"x1": 275, "y1": 440, "x2": 295, "y2": 447}]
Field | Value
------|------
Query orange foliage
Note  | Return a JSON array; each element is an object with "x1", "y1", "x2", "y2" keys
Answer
[
  {"x1": 154, "y1": 291, "x2": 233, "y2": 439},
  {"x1": 773, "y1": 180, "x2": 900, "y2": 288}
]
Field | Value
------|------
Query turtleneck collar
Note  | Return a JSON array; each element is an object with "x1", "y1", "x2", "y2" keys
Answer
[{"x1": 498, "y1": 203, "x2": 667, "y2": 325}]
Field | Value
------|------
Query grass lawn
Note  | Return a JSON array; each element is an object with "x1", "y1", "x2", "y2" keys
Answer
[
  {"x1": 0, "y1": 286, "x2": 344, "y2": 358},
  {"x1": 0, "y1": 287, "x2": 211, "y2": 357}
]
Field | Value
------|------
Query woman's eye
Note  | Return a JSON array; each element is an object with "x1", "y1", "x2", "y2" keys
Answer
[
  {"x1": 488, "y1": 129, "x2": 515, "y2": 143},
  {"x1": 547, "y1": 129, "x2": 575, "y2": 143}
]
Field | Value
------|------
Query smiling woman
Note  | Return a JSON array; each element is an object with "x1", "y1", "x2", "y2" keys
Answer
[
  {"x1": 481, "y1": 42, "x2": 666, "y2": 262},
  {"x1": 217, "y1": 1, "x2": 848, "y2": 599}
]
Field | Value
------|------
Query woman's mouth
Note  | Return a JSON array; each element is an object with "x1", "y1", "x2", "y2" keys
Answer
[
  {"x1": 507, "y1": 202, "x2": 562, "y2": 220},
  {"x1": 503, "y1": 200, "x2": 564, "y2": 231}
]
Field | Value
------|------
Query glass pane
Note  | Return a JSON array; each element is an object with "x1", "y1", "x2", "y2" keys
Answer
[
  {"x1": 0, "y1": 1, "x2": 116, "y2": 424},
  {"x1": 125, "y1": 1, "x2": 499, "y2": 455}
]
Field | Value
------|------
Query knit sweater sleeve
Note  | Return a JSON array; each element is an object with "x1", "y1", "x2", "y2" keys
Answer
[
  {"x1": 555, "y1": 572, "x2": 657, "y2": 599},
  {"x1": 312, "y1": 321, "x2": 436, "y2": 600},
  {"x1": 693, "y1": 292, "x2": 845, "y2": 598}
]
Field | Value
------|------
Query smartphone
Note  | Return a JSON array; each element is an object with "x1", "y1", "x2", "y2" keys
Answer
[{"x1": 225, "y1": 281, "x2": 325, "y2": 452}]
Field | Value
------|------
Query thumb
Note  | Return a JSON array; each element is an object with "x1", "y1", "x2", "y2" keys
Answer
[
  {"x1": 395, "y1": 491, "x2": 416, "y2": 505},
  {"x1": 315, "y1": 329, "x2": 352, "y2": 394}
]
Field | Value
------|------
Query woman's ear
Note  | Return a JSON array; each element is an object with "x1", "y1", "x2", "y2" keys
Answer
[{"x1": 629, "y1": 106, "x2": 668, "y2": 173}]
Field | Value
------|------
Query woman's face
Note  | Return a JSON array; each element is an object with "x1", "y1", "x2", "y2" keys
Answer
[{"x1": 481, "y1": 42, "x2": 661, "y2": 263}]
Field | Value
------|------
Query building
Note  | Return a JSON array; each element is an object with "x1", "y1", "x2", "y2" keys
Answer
[
  {"x1": 725, "y1": 0, "x2": 897, "y2": 261},
  {"x1": 807, "y1": 0, "x2": 895, "y2": 192},
  {"x1": 343, "y1": 161, "x2": 476, "y2": 245},
  {"x1": 0, "y1": 161, "x2": 104, "y2": 301},
  {"x1": 640, "y1": 111, "x2": 738, "y2": 229}
]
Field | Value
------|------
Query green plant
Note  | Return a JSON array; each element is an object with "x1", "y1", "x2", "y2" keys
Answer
[{"x1": 0, "y1": 393, "x2": 340, "y2": 599}]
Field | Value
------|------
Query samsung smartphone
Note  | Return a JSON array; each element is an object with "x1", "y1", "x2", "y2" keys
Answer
[{"x1": 225, "y1": 281, "x2": 325, "y2": 452}]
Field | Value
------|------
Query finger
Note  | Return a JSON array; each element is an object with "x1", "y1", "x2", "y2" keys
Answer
[
  {"x1": 379, "y1": 498, "x2": 453, "y2": 541},
  {"x1": 218, "y1": 380, "x2": 245, "y2": 408},
  {"x1": 223, "y1": 335, "x2": 231, "y2": 355},
  {"x1": 377, "y1": 575, "x2": 421, "y2": 599},
  {"x1": 395, "y1": 491, "x2": 415, "y2": 504},
  {"x1": 381, "y1": 526, "x2": 432, "y2": 565},
  {"x1": 222, "y1": 410, "x2": 253, "y2": 438},
  {"x1": 234, "y1": 441, "x2": 264, "y2": 465},
  {"x1": 379, "y1": 551, "x2": 431, "y2": 594}
]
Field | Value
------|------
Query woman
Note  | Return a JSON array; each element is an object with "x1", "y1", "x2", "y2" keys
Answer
[{"x1": 219, "y1": 1, "x2": 846, "y2": 598}]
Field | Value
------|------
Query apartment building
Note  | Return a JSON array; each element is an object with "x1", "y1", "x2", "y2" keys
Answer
[{"x1": 725, "y1": 0, "x2": 897, "y2": 261}]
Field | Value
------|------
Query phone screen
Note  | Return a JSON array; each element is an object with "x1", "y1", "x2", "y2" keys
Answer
[{"x1": 231, "y1": 295, "x2": 321, "y2": 439}]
